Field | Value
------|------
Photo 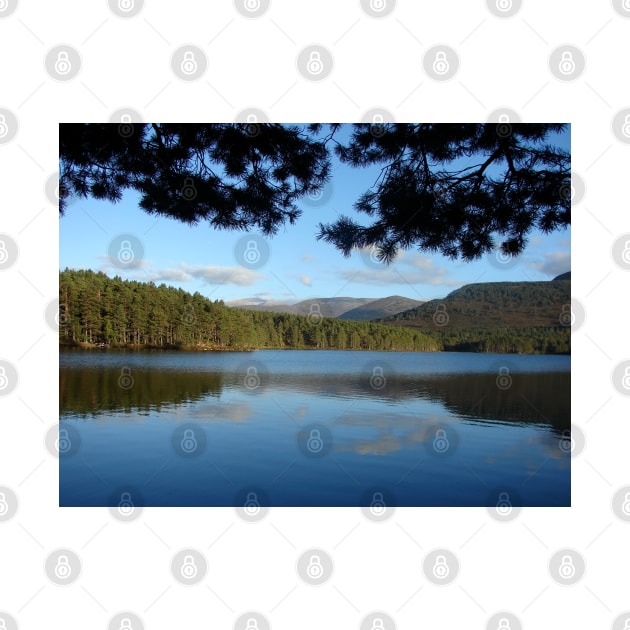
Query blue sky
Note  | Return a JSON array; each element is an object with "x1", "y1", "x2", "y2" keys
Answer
[{"x1": 59, "y1": 125, "x2": 570, "y2": 305}]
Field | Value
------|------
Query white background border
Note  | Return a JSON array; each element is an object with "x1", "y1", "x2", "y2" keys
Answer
[{"x1": 1, "y1": 1, "x2": 628, "y2": 628}]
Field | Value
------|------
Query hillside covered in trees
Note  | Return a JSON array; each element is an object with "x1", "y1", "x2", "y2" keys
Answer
[
  {"x1": 377, "y1": 279, "x2": 571, "y2": 354},
  {"x1": 58, "y1": 269, "x2": 439, "y2": 352},
  {"x1": 59, "y1": 270, "x2": 571, "y2": 355}
]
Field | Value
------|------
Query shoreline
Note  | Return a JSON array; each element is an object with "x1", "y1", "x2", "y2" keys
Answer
[{"x1": 59, "y1": 342, "x2": 569, "y2": 356}]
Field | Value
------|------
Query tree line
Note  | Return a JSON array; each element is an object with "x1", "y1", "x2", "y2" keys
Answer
[
  {"x1": 59, "y1": 270, "x2": 569, "y2": 354},
  {"x1": 376, "y1": 279, "x2": 571, "y2": 354},
  {"x1": 59, "y1": 269, "x2": 439, "y2": 352}
]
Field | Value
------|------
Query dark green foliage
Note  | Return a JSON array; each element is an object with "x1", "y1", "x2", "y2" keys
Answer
[
  {"x1": 60, "y1": 123, "x2": 569, "y2": 261},
  {"x1": 376, "y1": 279, "x2": 571, "y2": 354},
  {"x1": 59, "y1": 269, "x2": 439, "y2": 352},
  {"x1": 59, "y1": 123, "x2": 330, "y2": 234},
  {"x1": 422, "y1": 327, "x2": 570, "y2": 354},
  {"x1": 317, "y1": 123, "x2": 569, "y2": 261}
]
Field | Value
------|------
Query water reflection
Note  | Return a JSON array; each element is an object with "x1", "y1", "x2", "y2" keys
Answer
[
  {"x1": 60, "y1": 367, "x2": 223, "y2": 417},
  {"x1": 61, "y1": 367, "x2": 569, "y2": 431},
  {"x1": 59, "y1": 351, "x2": 570, "y2": 506}
]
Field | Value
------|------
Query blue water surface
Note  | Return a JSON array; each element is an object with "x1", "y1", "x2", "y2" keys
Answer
[{"x1": 59, "y1": 350, "x2": 571, "y2": 507}]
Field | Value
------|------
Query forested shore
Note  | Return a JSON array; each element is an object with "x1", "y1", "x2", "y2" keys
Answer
[
  {"x1": 59, "y1": 270, "x2": 439, "y2": 352},
  {"x1": 59, "y1": 270, "x2": 569, "y2": 354}
]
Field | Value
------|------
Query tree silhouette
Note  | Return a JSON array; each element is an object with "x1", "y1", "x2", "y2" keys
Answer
[
  {"x1": 60, "y1": 123, "x2": 569, "y2": 260},
  {"x1": 317, "y1": 123, "x2": 569, "y2": 261},
  {"x1": 59, "y1": 123, "x2": 331, "y2": 234}
]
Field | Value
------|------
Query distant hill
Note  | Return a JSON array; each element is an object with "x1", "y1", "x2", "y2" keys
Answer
[
  {"x1": 338, "y1": 295, "x2": 424, "y2": 321},
  {"x1": 378, "y1": 280, "x2": 571, "y2": 330},
  {"x1": 233, "y1": 295, "x2": 422, "y2": 320},
  {"x1": 375, "y1": 279, "x2": 571, "y2": 354},
  {"x1": 552, "y1": 271, "x2": 570, "y2": 281},
  {"x1": 235, "y1": 297, "x2": 373, "y2": 318}
]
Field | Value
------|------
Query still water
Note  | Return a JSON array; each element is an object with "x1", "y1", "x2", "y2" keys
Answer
[{"x1": 59, "y1": 350, "x2": 570, "y2": 507}]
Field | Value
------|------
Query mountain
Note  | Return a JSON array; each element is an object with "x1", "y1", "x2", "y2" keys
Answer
[
  {"x1": 377, "y1": 279, "x2": 571, "y2": 331},
  {"x1": 552, "y1": 271, "x2": 570, "y2": 281},
  {"x1": 372, "y1": 278, "x2": 571, "y2": 354},
  {"x1": 338, "y1": 295, "x2": 424, "y2": 321},
  {"x1": 232, "y1": 296, "x2": 422, "y2": 320}
]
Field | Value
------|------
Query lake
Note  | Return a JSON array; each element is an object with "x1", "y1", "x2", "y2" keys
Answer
[{"x1": 59, "y1": 350, "x2": 571, "y2": 508}]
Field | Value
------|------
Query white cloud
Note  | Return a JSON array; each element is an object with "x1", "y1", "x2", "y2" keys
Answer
[
  {"x1": 338, "y1": 268, "x2": 458, "y2": 287},
  {"x1": 150, "y1": 268, "x2": 191, "y2": 282},
  {"x1": 180, "y1": 263, "x2": 265, "y2": 286},
  {"x1": 529, "y1": 251, "x2": 570, "y2": 278},
  {"x1": 299, "y1": 274, "x2": 312, "y2": 286},
  {"x1": 401, "y1": 252, "x2": 438, "y2": 271},
  {"x1": 337, "y1": 251, "x2": 459, "y2": 287}
]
